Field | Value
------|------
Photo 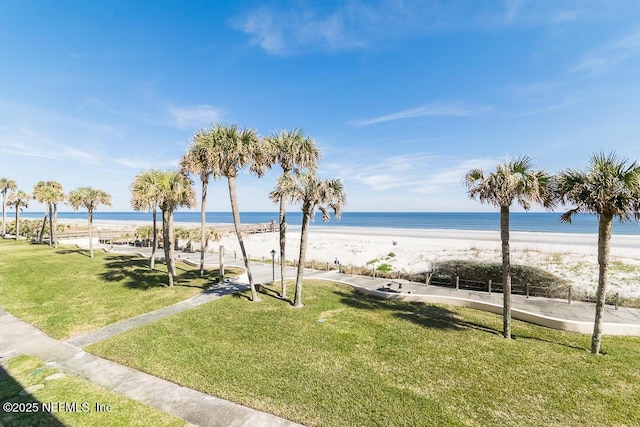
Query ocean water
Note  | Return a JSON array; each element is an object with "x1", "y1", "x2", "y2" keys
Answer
[{"x1": 20, "y1": 211, "x2": 640, "y2": 235}]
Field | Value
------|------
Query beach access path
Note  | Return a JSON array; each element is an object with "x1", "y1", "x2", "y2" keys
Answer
[{"x1": 2, "y1": 245, "x2": 640, "y2": 427}]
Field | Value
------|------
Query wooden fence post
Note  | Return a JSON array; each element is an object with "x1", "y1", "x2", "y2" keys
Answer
[
  {"x1": 488, "y1": 280, "x2": 492, "y2": 295},
  {"x1": 568, "y1": 286, "x2": 572, "y2": 305}
]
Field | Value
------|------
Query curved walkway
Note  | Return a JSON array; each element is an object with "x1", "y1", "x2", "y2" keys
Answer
[{"x1": 110, "y1": 245, "x2": 640, "y2": 336}]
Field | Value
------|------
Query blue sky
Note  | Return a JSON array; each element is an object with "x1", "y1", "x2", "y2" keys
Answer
[{"x1": 1, "y1": 1, "x2": 640, "y2": 213}]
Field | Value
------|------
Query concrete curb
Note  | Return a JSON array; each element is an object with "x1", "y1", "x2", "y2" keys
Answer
[{"x1": 298, "y1": 277, "x2": 640, "y2": 336}]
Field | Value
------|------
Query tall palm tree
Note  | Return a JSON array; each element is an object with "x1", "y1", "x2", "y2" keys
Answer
[
  {"x1": 465, "y1": 156, "x2": 553, "y2": 339},
  {"x1": 33, "y1": 181, "x2": 64, "y2": 247},
  {"x1": 291, "y1": 172, "x2": 346, "y2": 308},
  {"x1": 8, "y1": 190, "x2": 30, "y2": 239},
  {"x1": 556, "y1": 152, "x2": 640, "y2": 355},
  {"x1": 180, "y1": 134, "x2": 215, "y2": 277},
  {"x1": 265, "y1": 128, "x2": 320, "y2": 298},
  {"x1": 67, "y1": 187, "x2": 112, "y2": 258},
  {"x1": 155, "y1": 170, "x2": 196, "y2": 287},
  {"x1": 131, "y1": 170, "x2": 162, "y2": 269},
  {"x1": 203, "y1": 123, "x2": 269, "y2": 302},
  {"x1": 1, "y1": 178, "x2": 17, "y2": 237}
]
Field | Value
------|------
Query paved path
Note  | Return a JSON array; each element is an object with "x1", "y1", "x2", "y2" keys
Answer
[
  {"x1": 3, "y1": 244, "x2": 640, "y2": 427},
  {"x1": 116, "y1": 245, "x2": 640, "y2": 334}
]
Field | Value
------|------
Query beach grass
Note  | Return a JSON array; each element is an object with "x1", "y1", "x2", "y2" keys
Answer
[
  {"x1": 0, "y1": 239, "x2": 238, "y2": 339},
  {"x1": 0, "y1": 355, "x2": 185, "y2": 427},
  {"x1": 87, "y1": 280, "x2": 640, "y2": 427}
]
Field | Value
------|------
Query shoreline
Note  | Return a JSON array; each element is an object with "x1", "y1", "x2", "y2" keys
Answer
[{"x1": 53, "y1": 218, "x2": 640, "y2": 239}]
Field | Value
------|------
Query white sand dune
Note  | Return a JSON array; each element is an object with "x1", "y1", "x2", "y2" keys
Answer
[{"x1": 61, "y1": 219, "x2": 640, "y2": 300}]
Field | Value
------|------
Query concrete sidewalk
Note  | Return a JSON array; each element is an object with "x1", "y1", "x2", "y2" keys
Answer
[
  {"x1": 107, "y1": 244, "x2": 640, "y2": 335},
  {"x1": 0, "y1": 308, "x2": 301, "y2": 427}
]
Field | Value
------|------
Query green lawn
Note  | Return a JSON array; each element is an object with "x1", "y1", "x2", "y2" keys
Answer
[
  {"x1": 0, "y1": 239, "x2": 230, "y2": 339},
  {"x1": 1, "y1": 355, "x2": 185, "y2": 427},
  {"x1": 88, "y1": 280, "x2": 640, "y2": 427}
]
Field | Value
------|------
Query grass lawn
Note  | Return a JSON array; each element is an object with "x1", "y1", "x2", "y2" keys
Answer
[
  {"x1": 88, "y1": 280, "x2": 640, "y2": 427},
  {"x1": 0, "y1": 239, "x2": 236, "y2": 339},
  {"x1": 0, "y1": 355, "x2": 185, "y2": 426}
]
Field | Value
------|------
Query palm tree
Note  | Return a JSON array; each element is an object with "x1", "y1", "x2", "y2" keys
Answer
[
  {"x1": 33, "y1": 181, "x2": 64, "y2": 247},
  {"x1": 291, "y1": 172, "x2": 346, "y2": 308},
  {"x1": 180, "y1": 134, "x2": 216, "y2": 277},
  {"x1": 1, "y1": 178, "x2": 17, "y2": 237},
  {"x1": 265, "y1": 128, "x2": 320, "y2": 298},
  {"x1": 67, "y1": 187, "x2": 112, "y2": 258},
  {"x1": 8, "y1": 190, "x2": 30, "y2": 239},
  {"x1": 155, "y1": 170, "x2": 196, "y2": 286},
  {"x1": 131, "y1": 170, "x2": 162, "y2": 269},
  {"x1": 556, "y1": 152, "x2": 640, "y2": 355},
  {"x1": 465, "y1": 156, "x2": 553, "y2": 339},
  {"x1": 203, "y1": 123, "x2": 270, "y2": 302}
]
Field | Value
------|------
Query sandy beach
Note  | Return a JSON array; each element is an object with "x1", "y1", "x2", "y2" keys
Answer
[{"x1": 61, "y1": 219, "x2": 640, "y2": 300}]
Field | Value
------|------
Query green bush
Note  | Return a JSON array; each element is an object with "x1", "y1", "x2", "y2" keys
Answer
[{"x1": 429, "y1": 259, "x2": 569, "y2": 298}]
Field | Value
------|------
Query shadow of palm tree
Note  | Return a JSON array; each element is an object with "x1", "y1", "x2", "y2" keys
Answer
[
  {"x1": 0, "y1": 364, "x2": 65, "y2": 426},
  {"x1": 55, "y1": 248, "x2": 90, "y2": 257},
  {"x1": 98, "y1": 255, "x2": 211, "y2": 290},
  {"x1": 515, "y1": 334, "x2": 589, "y2": 352},
  {"x1": 334, "y1": 289, "x2": 502, "y2": 335}
]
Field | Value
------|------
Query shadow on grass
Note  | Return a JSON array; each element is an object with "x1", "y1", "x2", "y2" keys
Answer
[
  {"x1": 516, "y1": 334, "x2": 589, "y2": 352},
  {"x1": 0, "y1": 364, "x2": 65, "y2": 426},
  {"x1": 335, "y1": 289, "x2": 502, "y2": 336},
  {"x1": 55, "y1": 248, "x2": 91, "y2": 257},
  {"x1": 98, "y1": 255, "x2": 212, "y2": 290}
]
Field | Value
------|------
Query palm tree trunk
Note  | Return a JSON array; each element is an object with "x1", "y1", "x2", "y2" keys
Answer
[
  {"x1": 1, "y1": 193, "x2": 6, "y2": 237},
  {"x1": 278, "y1": 194, "x2": 287, "y2": 298},
  {"x1": 169, "y1": 212, "x2": 177, "y2": 278},
  {"x1": 200, "y1": 178, "x2": 207, "y2": 277},
  {"x1": 500, "y1": 205, "x2": 512, "y2": 339},
  {"x1": 88, "y1": 210, "x2": 94, "y2": 258},
  {"x1": 151, "y1": 207, "x2": 157, "y2": 269},
  {"x1": 39, "y1": 212, "x2": 47, "y2": 244},
  {"x1": 592, "y1": 214, "x2": 612, "y2": 355},
  {"x1": 53, "y1": 203, "x2": 58, "y2": 247},
  {"x1": 14, "y1": 207, "x2": 19, "y2": 239},
  {"x1": 48, "y1": 202, "x2": 54, "y2": 247},
  {"x1": 293, "y1": 204, "x2": 312, "y2": 308},
  {"x1": 162, "y1": 208, "x2": 174, "y2": 287},
  {"x1": 227, "y1": 176, "x2": 260, "y2": 301}
]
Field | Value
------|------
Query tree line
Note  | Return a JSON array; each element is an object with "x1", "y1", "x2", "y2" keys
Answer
[
  {"x1": 1, "y1": 124, "x2": 346, "y2": 310},
  {"x1": 131, "y1": 124, "x2": 346, "y2": 307},
  {"x1": 0, "y1": 179, "x2": 111, "y2": 258},
  {"x1": 465, "y1": 152, "x2": 640, "y2": 355}
]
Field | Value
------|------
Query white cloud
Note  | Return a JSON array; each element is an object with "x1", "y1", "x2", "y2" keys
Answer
[
  {"x1": 169, "y1": 105, "x2": 222, "y2": 129},
  {"x1": 0, "y1": 128, "x2": 97, "y2": 163},
  {"x1": 333, "y1": 153, "x2": 503, "y2": 199},
  {"x1": 350, "y1": 102, "x2": 492, "y2": 127},
  {"x1": 234, "y1": 1, "x2": 441, "y2": 55},
  {"x1": 571, "y1": 28, "x2": 640, "y2": 74},
  {"x1": 113, "y1": 158, "x2": 179, "y2": 170},
  {"x1": 410, "y1": 157, "x2": 501, "y2": 194},
  {"x1": 519, "y1": 97, "x2": 578, "y2": 116}
]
